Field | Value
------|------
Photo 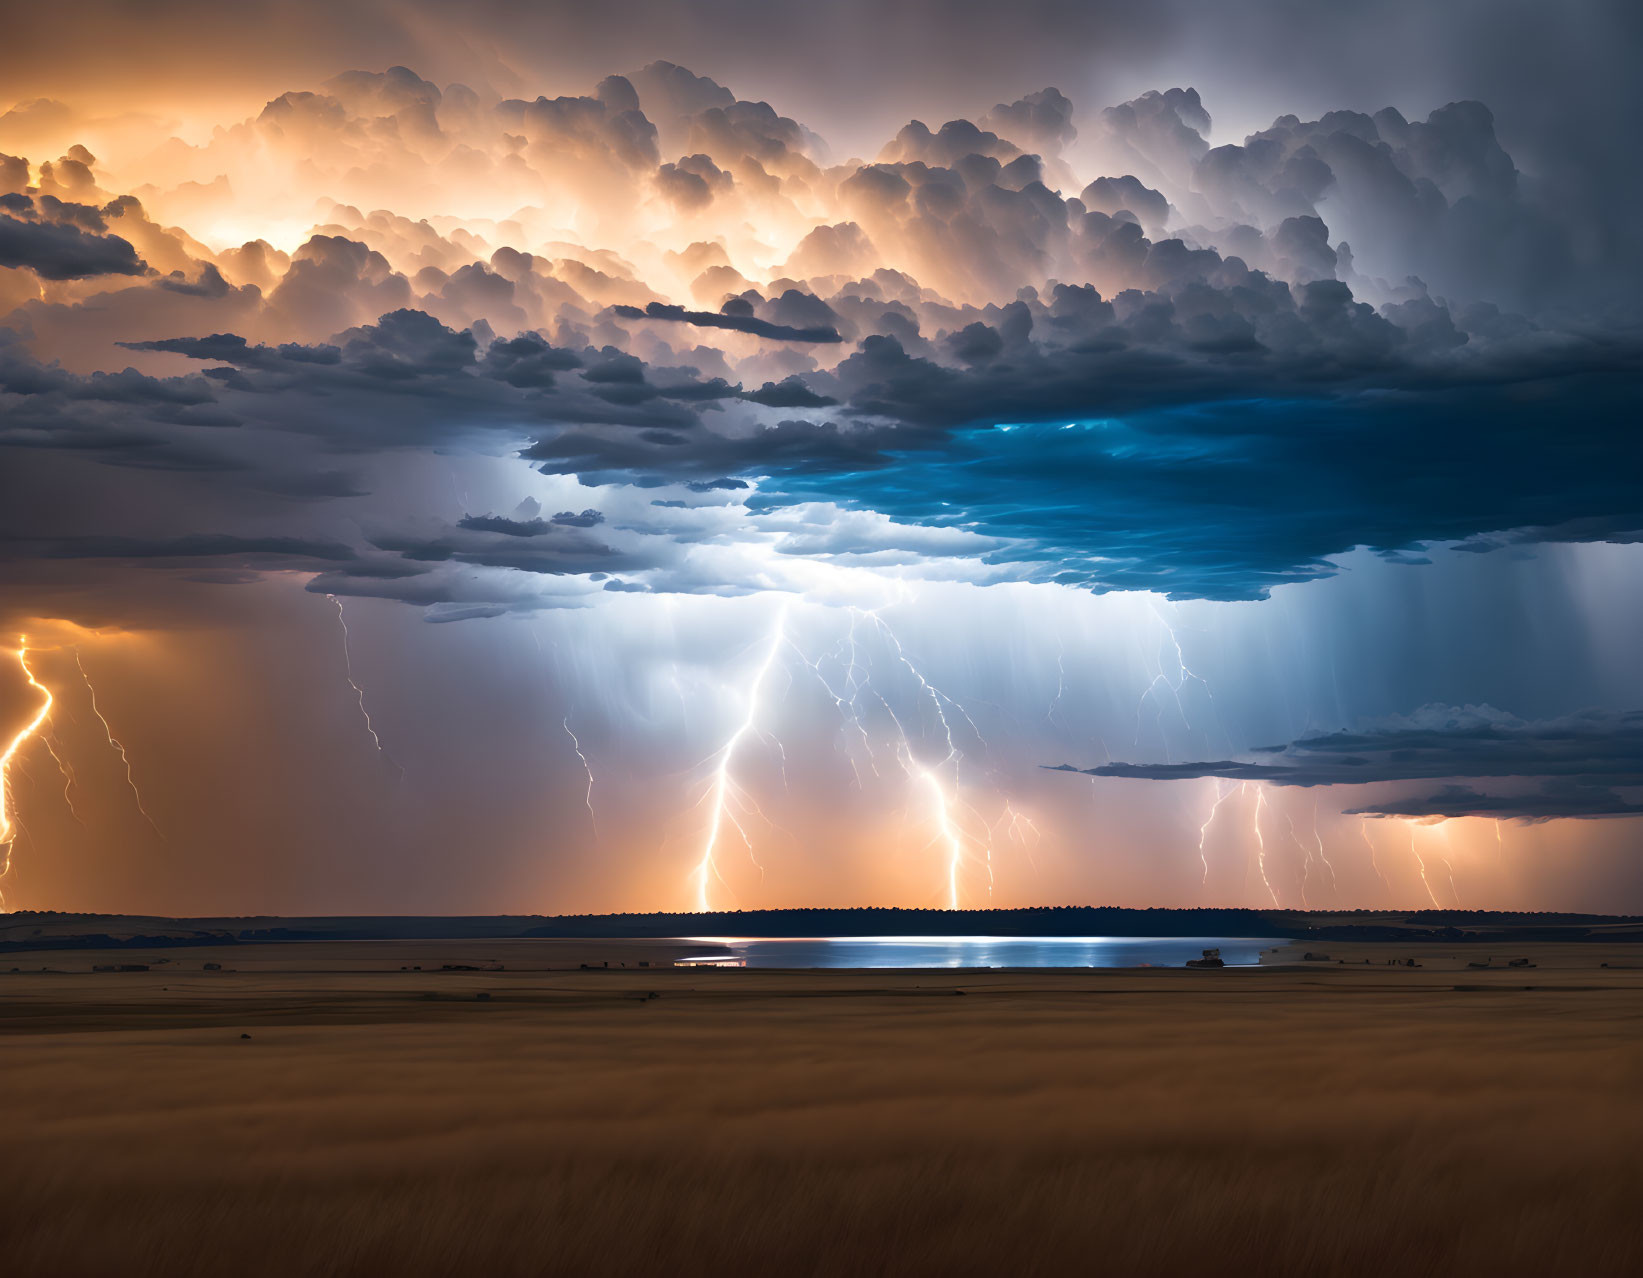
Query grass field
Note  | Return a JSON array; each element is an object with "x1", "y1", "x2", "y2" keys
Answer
[{"x1": 2, "y1": 939, "x2": 1640, "y2": 1276}]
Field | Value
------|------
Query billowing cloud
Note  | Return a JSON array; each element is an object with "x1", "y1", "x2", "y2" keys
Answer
[{"x1": 0, "y1": 206, "x2": 146, "y2": 279}]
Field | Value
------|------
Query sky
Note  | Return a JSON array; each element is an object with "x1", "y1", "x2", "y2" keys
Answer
[{"x1": 1, "y1": 0, "x2": 1640, "y2": 916}]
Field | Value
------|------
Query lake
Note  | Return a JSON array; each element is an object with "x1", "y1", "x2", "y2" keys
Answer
[{"x1": 677, "y1": 936, "x2": 1281, "y2": 969}]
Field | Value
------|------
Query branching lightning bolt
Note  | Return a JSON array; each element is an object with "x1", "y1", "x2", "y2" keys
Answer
[
  {"x1": 1405, "y1": 821, "x2": 1442, "y2": 908},
  {"x1": 692, "y1": 605, "x2": 789, "y2": 911},
  {"x1": 562, "y1": 716, "x2": 598, "y2": 838},
  {"x1": 1134, "y1": 606, "x2": 1214, "y2": 760},
  {"x1": 1249, "y1": 783, "x2": 1280, "y2": 907},
  {"x1": 40, "y1": 733, "x2": 84, "y2": 826},
  {"x1": 1, "y1": 639, "x2": 55, "y2": 903},
  {"x1": 1359, "y1": 817, "x2": 1388, "y2": 892},
  {"x1": 1197, "y1": 778, "x2": 1236, "y2": 886},
  {"x1": 74, "y1": 650, "x2": 159, "y2": 834},
  {"x1": 330, "y1": 596, "x2": 386, "y2": 756},
  {"x1": 1305, "y1": 796, "x2": 1338, "y2": 901},
  {"x1": 863, "y1": 607, "x2": 994, "y2": 908}
]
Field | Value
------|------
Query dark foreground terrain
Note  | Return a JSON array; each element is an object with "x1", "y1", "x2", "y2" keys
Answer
[{"x1": 2, "y1": 937, "x2": 1641, "y2": 1277}]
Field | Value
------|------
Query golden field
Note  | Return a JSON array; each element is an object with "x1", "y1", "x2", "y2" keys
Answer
[{"x1": 1, "y1": 939, "x2": 1641, "y2": 1276}]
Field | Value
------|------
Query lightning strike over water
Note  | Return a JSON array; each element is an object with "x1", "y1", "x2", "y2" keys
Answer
[{"x1": 74, "y1": 650, "x2": 159, "y2": 834}]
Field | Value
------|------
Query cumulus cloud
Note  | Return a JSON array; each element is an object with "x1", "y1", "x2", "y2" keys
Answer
[
  {"x1": 0, "y1": 209, "x2": 146, "y2": 278},
  {"x1": 0, "y1": 53, "x2": 1639, "y2": 619}
]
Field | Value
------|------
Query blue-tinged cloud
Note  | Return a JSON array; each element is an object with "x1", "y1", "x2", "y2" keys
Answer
[{"x1": 754, "y1": 372, "x2": 1643, "y2": 599}]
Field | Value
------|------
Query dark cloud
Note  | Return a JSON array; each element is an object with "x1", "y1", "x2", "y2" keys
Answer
[
  {"x1": 29, "y1": 534, "x2": 359, "y2": 562},
  {"x1": 1054, "y1": 708, "x2": 1643, "y2": 819},
  {"x1": 0, "y1": 211, "x2": 146, "y2": 279},
  {"x1": 611, "y1": 300, "x2": 843, "y2": 343},
  {"x1": 2, "y1": 42, "x2": 1640, "y2": 618},
  {"x1": 1346, "y1": 783, "x2": 1643, "y2": 823}
]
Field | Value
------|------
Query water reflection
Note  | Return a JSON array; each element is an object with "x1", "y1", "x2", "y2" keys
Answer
[{"x1": 678, "y1": 936, "x2": 1280, "y2": 969}]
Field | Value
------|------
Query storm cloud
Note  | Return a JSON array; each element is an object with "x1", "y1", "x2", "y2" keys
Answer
[
  {"x1": 1057, "y1": 707, "x2": 1643, "y2": 820},
  {"x1": 2, "y1": 7, "x2": 1641, "y2": 916}
]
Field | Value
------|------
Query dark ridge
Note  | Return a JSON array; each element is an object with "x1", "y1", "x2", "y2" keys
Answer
[{"x1": 2, "y1": 907, "x2": 1641, "y2": 952}]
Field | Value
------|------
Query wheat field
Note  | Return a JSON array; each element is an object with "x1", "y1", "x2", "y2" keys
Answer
[{"x1": 1, "y1": 941, "x2": 1640, "y2": 1276}]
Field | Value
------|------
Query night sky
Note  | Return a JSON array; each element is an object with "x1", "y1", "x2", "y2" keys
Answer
[{"x1": 1, "y1": 0, "x2": 1639, "y2": 915}]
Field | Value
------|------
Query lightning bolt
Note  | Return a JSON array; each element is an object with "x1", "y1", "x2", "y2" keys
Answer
[
  {"x1": 1405, "y1": 820, "x2": 1442, "y2": 908},
  {"x1": 1273, "y1": 800, "x2": 1311, "y2": 906},
  {"x1": 1426, "y1": 820, "x2": 1461, "y2": 907},
  {"x1": 1046, "y1": 634, "x2": 1068, "y2": 729},
  {"x1": 40, "y1": 733, "x2": 84, "y2": 826},
  {"x1": 1250, "y1": 783, "x2": 1280, "y2": 907},
  {"x1": 562, "y1": 716, "x2": 597, "y2": 838},
  {"x1": 329, "y1": 596, "x2": 387, "y2": 757},
  {"x1": 1134, "y1": 605, "x2": 1214, "y2": 760},
  {"x1": 73, "y1": 650, "x2": 159, "y2": 834},
  {"x1": 770, "y1": 600, "x2": 1008, "y2": 908},
  {"x1": 1306, "y1": 796, "x2": 1338, "y2": 900},
  {"x1": 1359, "y1": 817, "x2": 1388, "y2": 892},
  {"x1": 786, "y1": 633, "x2": 874, "y2": 788},
  {"x1": 993, "y1": 800, "x2": 1042, "y2": 867},
  {"x1": 1, "y1": 639, "x2": 55, "y2": 902},
  {"x1": 861, "y1": 607, "x2": 995, "y2": 907},
  {"x1": 693, "y1": 604, "x2": 789, "y2": 911},
  {"x1": 1197, "y1": 778, "x2": 1236, "y2": 886},
  {"x1": 913, "y1": 758, "x2": 966, "y2": 910}
]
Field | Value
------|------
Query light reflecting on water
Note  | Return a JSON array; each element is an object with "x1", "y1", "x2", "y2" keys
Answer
[{"x1": 680, "y1": 936, "x2": 1281, "y2": 969}]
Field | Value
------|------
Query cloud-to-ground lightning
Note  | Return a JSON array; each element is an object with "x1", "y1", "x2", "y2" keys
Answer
[
  {"x1": 1304, "y1": 796, "x2": 1339, "y2": 902},
  {"x1": 693, "y1": 605, "x2": 789, "y2": 911},
  {"x1": 1197, "y1": 778, "x2": 1236, "y2": 886},
  {"x1": 562, "y1": 716, "x2": 598, "y2": 838},
  {"x1": 39, "y1": 732, "x2": 85, "y2": 827},
  {"x1": 1359, "y1": 817, "x2": 1389, "y2": 892},
  {"x1": 859, "y1": 607, "x2": 992, "y2": 907},
  {"x1": 74, "y1": 649, "x2": 160, "y2": 834},
  {"x1": 782, "y1": 601, "x2": 1007, "y2": 907},
  {"x1": 1405, "y1": 820, "x2": 1442, "y2": 908},
  {"x1": 329, "y1": 596, "x2": 387, "y2": 756},
  {"x1": 1, "y1": 640, "x2": 55, "y2": 900},
  {"x1": 1249, "y1": 783, "x2": 1281, "y2": 907}
]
